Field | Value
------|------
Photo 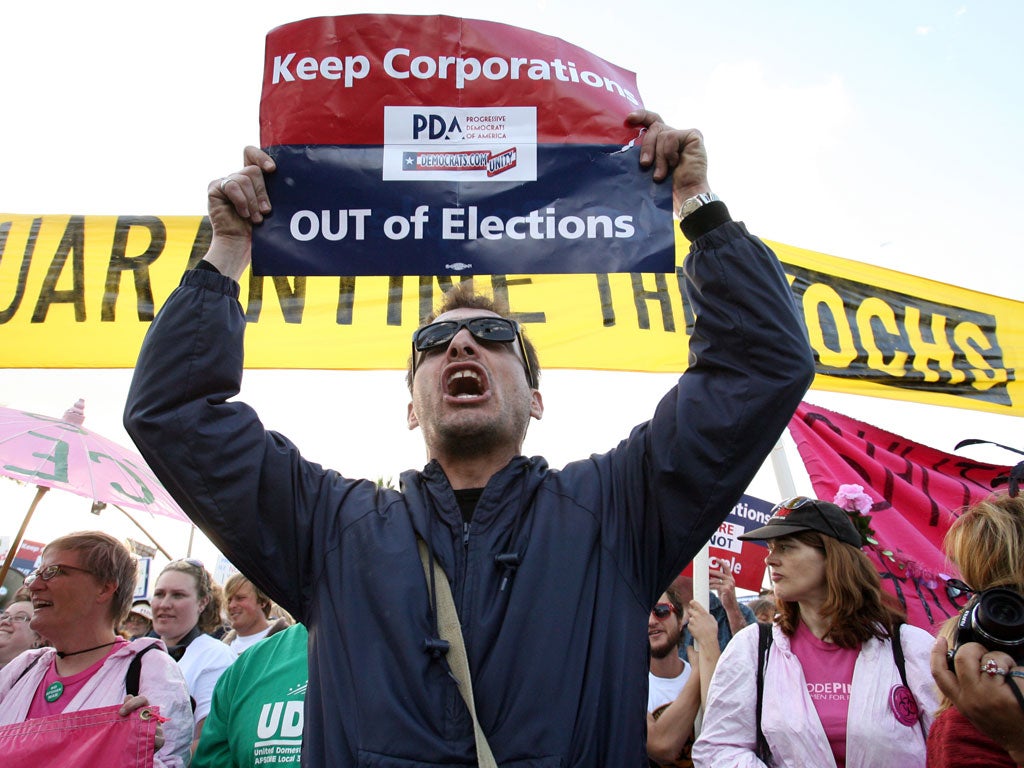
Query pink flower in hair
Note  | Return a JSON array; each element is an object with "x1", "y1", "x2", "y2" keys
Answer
[{"x1": 834, "y1": 484, "x2": 874, "y2": 515}]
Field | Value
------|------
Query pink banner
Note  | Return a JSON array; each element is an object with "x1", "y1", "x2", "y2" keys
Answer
[
  {"x1": 0, "y1": 705, "x2": 157, "y2": 767},
  {"x1": 788, "y1": 402, "x2": 1011, "y2": 632}
]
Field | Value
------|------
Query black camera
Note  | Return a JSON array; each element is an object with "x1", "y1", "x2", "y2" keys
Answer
[{"x1": 948, "y1": 587, "x2": 1024, "y2": 671}]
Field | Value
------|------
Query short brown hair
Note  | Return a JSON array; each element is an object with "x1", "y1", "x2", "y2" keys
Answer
[
  {"x1": 749, "y1": 597, "x2": 776, "y2": 622},
  {"x1": 405, "y1": 280, "x2": 540, "y2": 391},
  {"x1": 43, "y1": 531, "x2": 138, "y2": 628},
  {"x1": 773, "y1": 531, "x2": 904, "y2": 648},
  {"x1": 225, "y1": 573, "x2": 273, "y2": 618}
]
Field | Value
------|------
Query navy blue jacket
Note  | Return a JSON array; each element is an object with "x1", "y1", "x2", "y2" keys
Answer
[{"x1": 124, "y1": 219, "x2": 813, "y2": 767}]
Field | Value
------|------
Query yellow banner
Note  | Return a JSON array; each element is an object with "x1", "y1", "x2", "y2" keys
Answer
[{"x1": 2, "y1": 214, "x2": 1021, "y2": 415}]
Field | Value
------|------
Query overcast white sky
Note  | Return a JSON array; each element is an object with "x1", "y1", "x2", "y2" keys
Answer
[{"x1": 1, "y1": 1, "x2": 1021, "y2": 572}]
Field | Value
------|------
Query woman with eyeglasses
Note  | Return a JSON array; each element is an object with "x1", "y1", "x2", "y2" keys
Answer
[
  {"x1": 0, "y1": 531, "x2": 193, "y2": 767},
  {"x1": 0, "y1": 593, "x2": 44, "y2": 670},
  {"x1": 927, "y1": 493, "x2": 1024, "y2": 768},
  {"x1": 692, "y1": 497, "x2": 938, "y2": 768},
  {"x1": 151, "y1": 558, "x2": 236, "y2": 751}
]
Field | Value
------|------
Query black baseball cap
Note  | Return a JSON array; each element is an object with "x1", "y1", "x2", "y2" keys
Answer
[{"x1": 738, "y1": 496, "x2": 863, "y2": 548}]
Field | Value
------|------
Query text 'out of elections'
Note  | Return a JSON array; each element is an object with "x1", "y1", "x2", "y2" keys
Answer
[{"x1": 288, "y1": 206, "x2": 636, "y2": 244}]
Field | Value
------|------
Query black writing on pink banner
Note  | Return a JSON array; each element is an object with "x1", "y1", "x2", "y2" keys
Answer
[
  {"x1": 789, "y1": 401, "x2": 1012, "y2": 631},
  {"x1": 253, "y1": 15, "x2": 673, "y2": 276}
]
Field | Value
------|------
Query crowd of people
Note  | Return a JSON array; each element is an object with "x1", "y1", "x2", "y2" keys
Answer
[
  {"x1": 642, "y1": 493, "x2": 1024, "y2": 768},
  {"x1": 0, "y1": 536, "x2": 305, "y2": 766},
  {"x1": 2, "y1": 492, "x2": 1020, "y2": 767},
  {"x1": 0, "y1": 111, "x2": 1020, "y2": 767}
]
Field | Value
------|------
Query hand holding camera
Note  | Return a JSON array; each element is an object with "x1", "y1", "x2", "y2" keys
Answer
[
  {"x1": 946, "y1": 584, "x2": 1024, "y2": 671},
  {"x1": 932, "y1": 637, "x2": 1024, "y2": 765}
]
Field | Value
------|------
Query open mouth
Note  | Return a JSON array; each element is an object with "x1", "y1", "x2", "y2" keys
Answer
[{"x1": 445, "y1": 365, "x2": 489, "y2": 400}]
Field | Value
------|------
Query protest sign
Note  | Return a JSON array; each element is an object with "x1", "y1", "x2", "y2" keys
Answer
[
  {"x1": 0, "y1": 538, "x2": 43, "y2": 576},
  {"x1": 254, "y1": 14, "x2": 673, "y2": 276},
  {"x1": 681, "y1": 494, "x2": 775, "y2": 592}
]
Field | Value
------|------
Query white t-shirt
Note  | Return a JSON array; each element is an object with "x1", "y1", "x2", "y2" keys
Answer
[
  {"x1": 177, "y1": 632, "x2": 236, "y2": 724},
  {"x1": 648, "y1": 661, "x2": 692, "y2": 712},
  {"x1": 228, "y1": 626, "x2": 272, "y2": 655}
]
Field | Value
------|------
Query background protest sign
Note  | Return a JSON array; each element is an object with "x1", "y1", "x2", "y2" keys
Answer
[
  {"x1": 253, "y1": 14, "x2": 673, "y2": 276},
  {"x1": 681, "y1": 494, "x2": 774, "y2": 592}
]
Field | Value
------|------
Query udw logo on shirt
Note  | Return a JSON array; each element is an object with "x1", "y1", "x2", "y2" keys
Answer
[{"x1": 257, "y1": 701, "x2": 304, "y2": 739}]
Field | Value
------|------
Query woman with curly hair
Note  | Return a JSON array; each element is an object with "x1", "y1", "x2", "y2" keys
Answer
[{"x1": 693, "y1": 497, "x2": 938, "y2": 767}]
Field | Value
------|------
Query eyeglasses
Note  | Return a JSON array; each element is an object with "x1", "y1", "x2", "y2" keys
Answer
[
  {"x1": 168, "y1": 558, "x2": 204, "y2": 569},
  {"x1": 945, "y1": 578, "x2": 974, "y2": 601},
  {"x1": 0, "y1": 612, "x2": 32, "y2": 624},
  {"x1": 410, "y1": 317, "x2": 535, "y2": 387},
  {"x1": 651, "y1": 603, "x2": 677, "y2": 620},
  {"x1": 772, "y1": 496, "x2": 848, "y2": 542},
  {"x1": 24, "y1": 563, "x2": 95, "y2": 586}
]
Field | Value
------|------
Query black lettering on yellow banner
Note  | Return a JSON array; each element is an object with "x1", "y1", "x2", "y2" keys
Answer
[
  {"x1": 784, "y1": 262, "x2": 1014, "y2": 408},
  {"x1": 1, "y1": 214, "x2": 1021, "y2": 416}
]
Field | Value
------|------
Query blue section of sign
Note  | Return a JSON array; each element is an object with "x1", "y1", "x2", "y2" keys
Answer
[{"x1": 251, "y1": 144, "x2": 674, "y2": 276}]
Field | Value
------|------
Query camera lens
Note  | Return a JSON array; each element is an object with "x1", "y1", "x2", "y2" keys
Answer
[{"x1": 973, "y1": 587, "x2": 1024, "y2": 645}]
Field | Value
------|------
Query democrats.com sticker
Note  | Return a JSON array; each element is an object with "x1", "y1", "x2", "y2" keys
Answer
[{"x1": 383, "y1": 107, "x2": 537, "y2": 181}]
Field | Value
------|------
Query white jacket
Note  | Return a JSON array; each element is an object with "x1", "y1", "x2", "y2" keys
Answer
[{"x1": 693, "y1": 622, "x2": 938, "y2": 768}]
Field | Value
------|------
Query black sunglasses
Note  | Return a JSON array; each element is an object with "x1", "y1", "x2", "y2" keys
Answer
[
  {"x1": 651, "y1": 603, "x2": 677, "y2": 619},
  {"x1": 772, "y1": 496, "x2": 848, "y2": 542},
  {"x1": 945, "y1": 578, "x2": 974, "y2": 601},
  {"x1": 411, "y1": 317, "x2": 535, "y2": 387}
]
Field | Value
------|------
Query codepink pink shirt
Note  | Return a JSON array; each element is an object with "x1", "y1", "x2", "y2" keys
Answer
[
  {"x1": 0, "y1": 637, "x2": 193, "y2": 768},
  {"x1": 790, "y1": 621, "x2": 859, "y2": 767},
  {"x1": 26, "y1": 638, "x2": 128, "y2": 719}
]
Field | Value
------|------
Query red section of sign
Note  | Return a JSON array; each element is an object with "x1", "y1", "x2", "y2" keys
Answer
[
  {"x1": 15, "y1": 540, "x2": 44, "y2": 562},
  {"x1": 261, "y1": 15, "x2": 644, "y2": 146},
  {"x1": 680, "y1": 545, "x2": 768, "y2": 594}
]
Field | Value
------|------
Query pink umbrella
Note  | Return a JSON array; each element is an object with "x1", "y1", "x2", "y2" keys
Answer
[{"x1": 0, "y1": 399, "x2": 188, "y2": 584}]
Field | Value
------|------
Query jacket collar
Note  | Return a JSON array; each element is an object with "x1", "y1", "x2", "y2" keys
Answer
[{"x1": 414, "y1": 456, "x2": 541, "y2": 526}]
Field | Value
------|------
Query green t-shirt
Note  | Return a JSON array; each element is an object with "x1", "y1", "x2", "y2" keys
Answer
[{"x1": 193, "y1": 624, "x2": 308, "y2": 767}]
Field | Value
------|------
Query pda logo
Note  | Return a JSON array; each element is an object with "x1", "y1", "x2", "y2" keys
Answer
[
  {"x1": 383, "y1": 106, "x2": 537, "y2": 182},
  {"x1": 412, "y1": 113, "x2": 463, "y2": 141}
]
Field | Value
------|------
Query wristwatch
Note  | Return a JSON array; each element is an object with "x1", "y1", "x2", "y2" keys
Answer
[{"x1": 678, "y1": 192, "x2": 720, "y2": 219}]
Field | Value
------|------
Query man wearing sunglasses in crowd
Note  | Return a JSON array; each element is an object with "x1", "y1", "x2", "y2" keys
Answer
[{"x1": 124, "y1": 109, "x2": 814, "y2": 767}]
